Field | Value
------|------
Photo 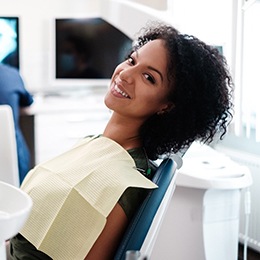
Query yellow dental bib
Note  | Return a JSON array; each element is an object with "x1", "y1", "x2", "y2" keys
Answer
[{"x1": 20, "y1": 136, "x2": 157, "y2": 260}]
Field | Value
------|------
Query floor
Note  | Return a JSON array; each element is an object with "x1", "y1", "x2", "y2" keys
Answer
[{"x1": 238, "y1": 244, "x2": 260, "y2": 260}]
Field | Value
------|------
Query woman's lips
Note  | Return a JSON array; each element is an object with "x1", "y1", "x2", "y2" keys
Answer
[{"x1": 112, "y1": 83, "x2": 131, "y2": 99}]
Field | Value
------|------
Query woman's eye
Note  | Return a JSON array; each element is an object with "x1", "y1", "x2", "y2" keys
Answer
[
  {"x1": 127, "y1": 56, "x2": 135, "y2": 65},
  {"x1": 144, "y1": 73, "x2": 156, "y2": 84}
]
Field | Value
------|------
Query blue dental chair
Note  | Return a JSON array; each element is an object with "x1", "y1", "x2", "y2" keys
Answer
[{"x1": 114, "y1": 157, "x2": 180, "y2": 260}]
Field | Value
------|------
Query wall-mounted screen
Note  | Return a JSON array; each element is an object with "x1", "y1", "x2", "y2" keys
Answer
[
  {"x1": 55, "y1": 17, "x2": 132, "y2": 86},
  {"x1": 0, "y1": 16, "x2": 19, "y2": 69}
]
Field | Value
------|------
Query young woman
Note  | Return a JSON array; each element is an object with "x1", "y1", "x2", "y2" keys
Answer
[{"x1": 10, "y1": 22, "x2": 233, "y2": 260}]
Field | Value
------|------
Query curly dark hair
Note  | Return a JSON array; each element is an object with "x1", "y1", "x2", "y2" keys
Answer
[{"x1": 133, "y1": 22, "x2": 233, "y2": 160}]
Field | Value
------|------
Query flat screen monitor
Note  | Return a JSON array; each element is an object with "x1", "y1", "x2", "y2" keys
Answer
[
  {"x1": 0, "y1": 16, "x2": 19, "y2": 69},
  {"x1": 54, "y1": 17, "x2": 133, "y2": 88}
]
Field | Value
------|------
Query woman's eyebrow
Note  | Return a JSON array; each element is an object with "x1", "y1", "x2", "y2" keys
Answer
[
  {"x1": 148, "y1": 66, "x2": 163, "y2": 82},
  {"x1": 134, "y1": 50, "x2": 163, "y2": 82}
]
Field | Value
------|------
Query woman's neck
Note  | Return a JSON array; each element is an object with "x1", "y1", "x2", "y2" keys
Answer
[{"x1": 103, "y1": 113, "x2": 143, "y2": 150}]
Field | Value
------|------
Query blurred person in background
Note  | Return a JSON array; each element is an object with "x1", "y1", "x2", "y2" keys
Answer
[{"x1": 0, "y1": 63, "x2": 33, "y2": 184}]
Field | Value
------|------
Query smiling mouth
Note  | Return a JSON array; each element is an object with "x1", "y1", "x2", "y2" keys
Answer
[{"x1": 114, "y1": 84, "x2": 131, "y2": 99}]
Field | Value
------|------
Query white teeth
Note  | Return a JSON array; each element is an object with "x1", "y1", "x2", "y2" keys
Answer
[{"x1": 115, "y1": 84, "x2": 130, "y2": 98}]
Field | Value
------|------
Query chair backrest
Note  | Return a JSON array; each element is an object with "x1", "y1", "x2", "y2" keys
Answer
[
  {"x1": 0, "y1": 105, "x2": 19, "y2": 187},
  {"x1": 114, "y1": 157, "x2": 178, "y2": 260}
]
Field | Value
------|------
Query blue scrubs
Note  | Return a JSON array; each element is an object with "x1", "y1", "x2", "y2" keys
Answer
[{"x1": 0, "y1": 63, "x2": 33, "y2": 184}]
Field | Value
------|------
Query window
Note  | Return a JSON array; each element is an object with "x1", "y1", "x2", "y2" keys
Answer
[{"x1": 227, "y1": 0, "x2": 260, "y2": 152}]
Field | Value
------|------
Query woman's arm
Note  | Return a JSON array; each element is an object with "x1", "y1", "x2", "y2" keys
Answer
[{"x1": 85, "y1": 202, "x2": 128, "y2": 259}]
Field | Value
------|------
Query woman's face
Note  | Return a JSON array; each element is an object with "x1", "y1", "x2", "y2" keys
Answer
[{"x1": 104, "y1": 39, "x2": 172, "y2": 121}]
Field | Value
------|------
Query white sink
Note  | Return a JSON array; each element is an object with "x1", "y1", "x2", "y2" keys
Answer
[{"x1": 0, "y1": 181, "x2": 32, "y2": 259}]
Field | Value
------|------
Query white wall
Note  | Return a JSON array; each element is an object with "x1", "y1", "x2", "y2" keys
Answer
[
  {"x1": 101, "y1": 0, "x2": 233, "y2": 64},
  {"x1": 100, "y1": 0, "x2": 171, "y2": 39},
  {"x1": 1, "y1": 0, "x2": 233, "y2": 92},
  {"x1": 170, "y1": 0, "x2": 234, "y2": 69}
]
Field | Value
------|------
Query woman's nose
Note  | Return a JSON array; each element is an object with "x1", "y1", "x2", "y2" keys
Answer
[{"x1": 119, "y1": 67, "x2": 134, "y2": 84}]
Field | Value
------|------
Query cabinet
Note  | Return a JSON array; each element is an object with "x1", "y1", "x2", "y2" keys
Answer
[
  {"x1": 20, "y1": 114, "x2": 35, "y2": 168},
  {"x1": 33, "y1": 89, "x2": 110, "y2": 164}
]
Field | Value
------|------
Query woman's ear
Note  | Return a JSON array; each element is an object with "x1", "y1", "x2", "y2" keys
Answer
[{"x1": 157, "y1": 102, "x2": 175, "y2": 115}]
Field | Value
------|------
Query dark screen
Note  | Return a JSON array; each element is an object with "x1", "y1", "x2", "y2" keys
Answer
[{"x1": 55, "y1": 17, "x2": 132, "y2": 79}]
